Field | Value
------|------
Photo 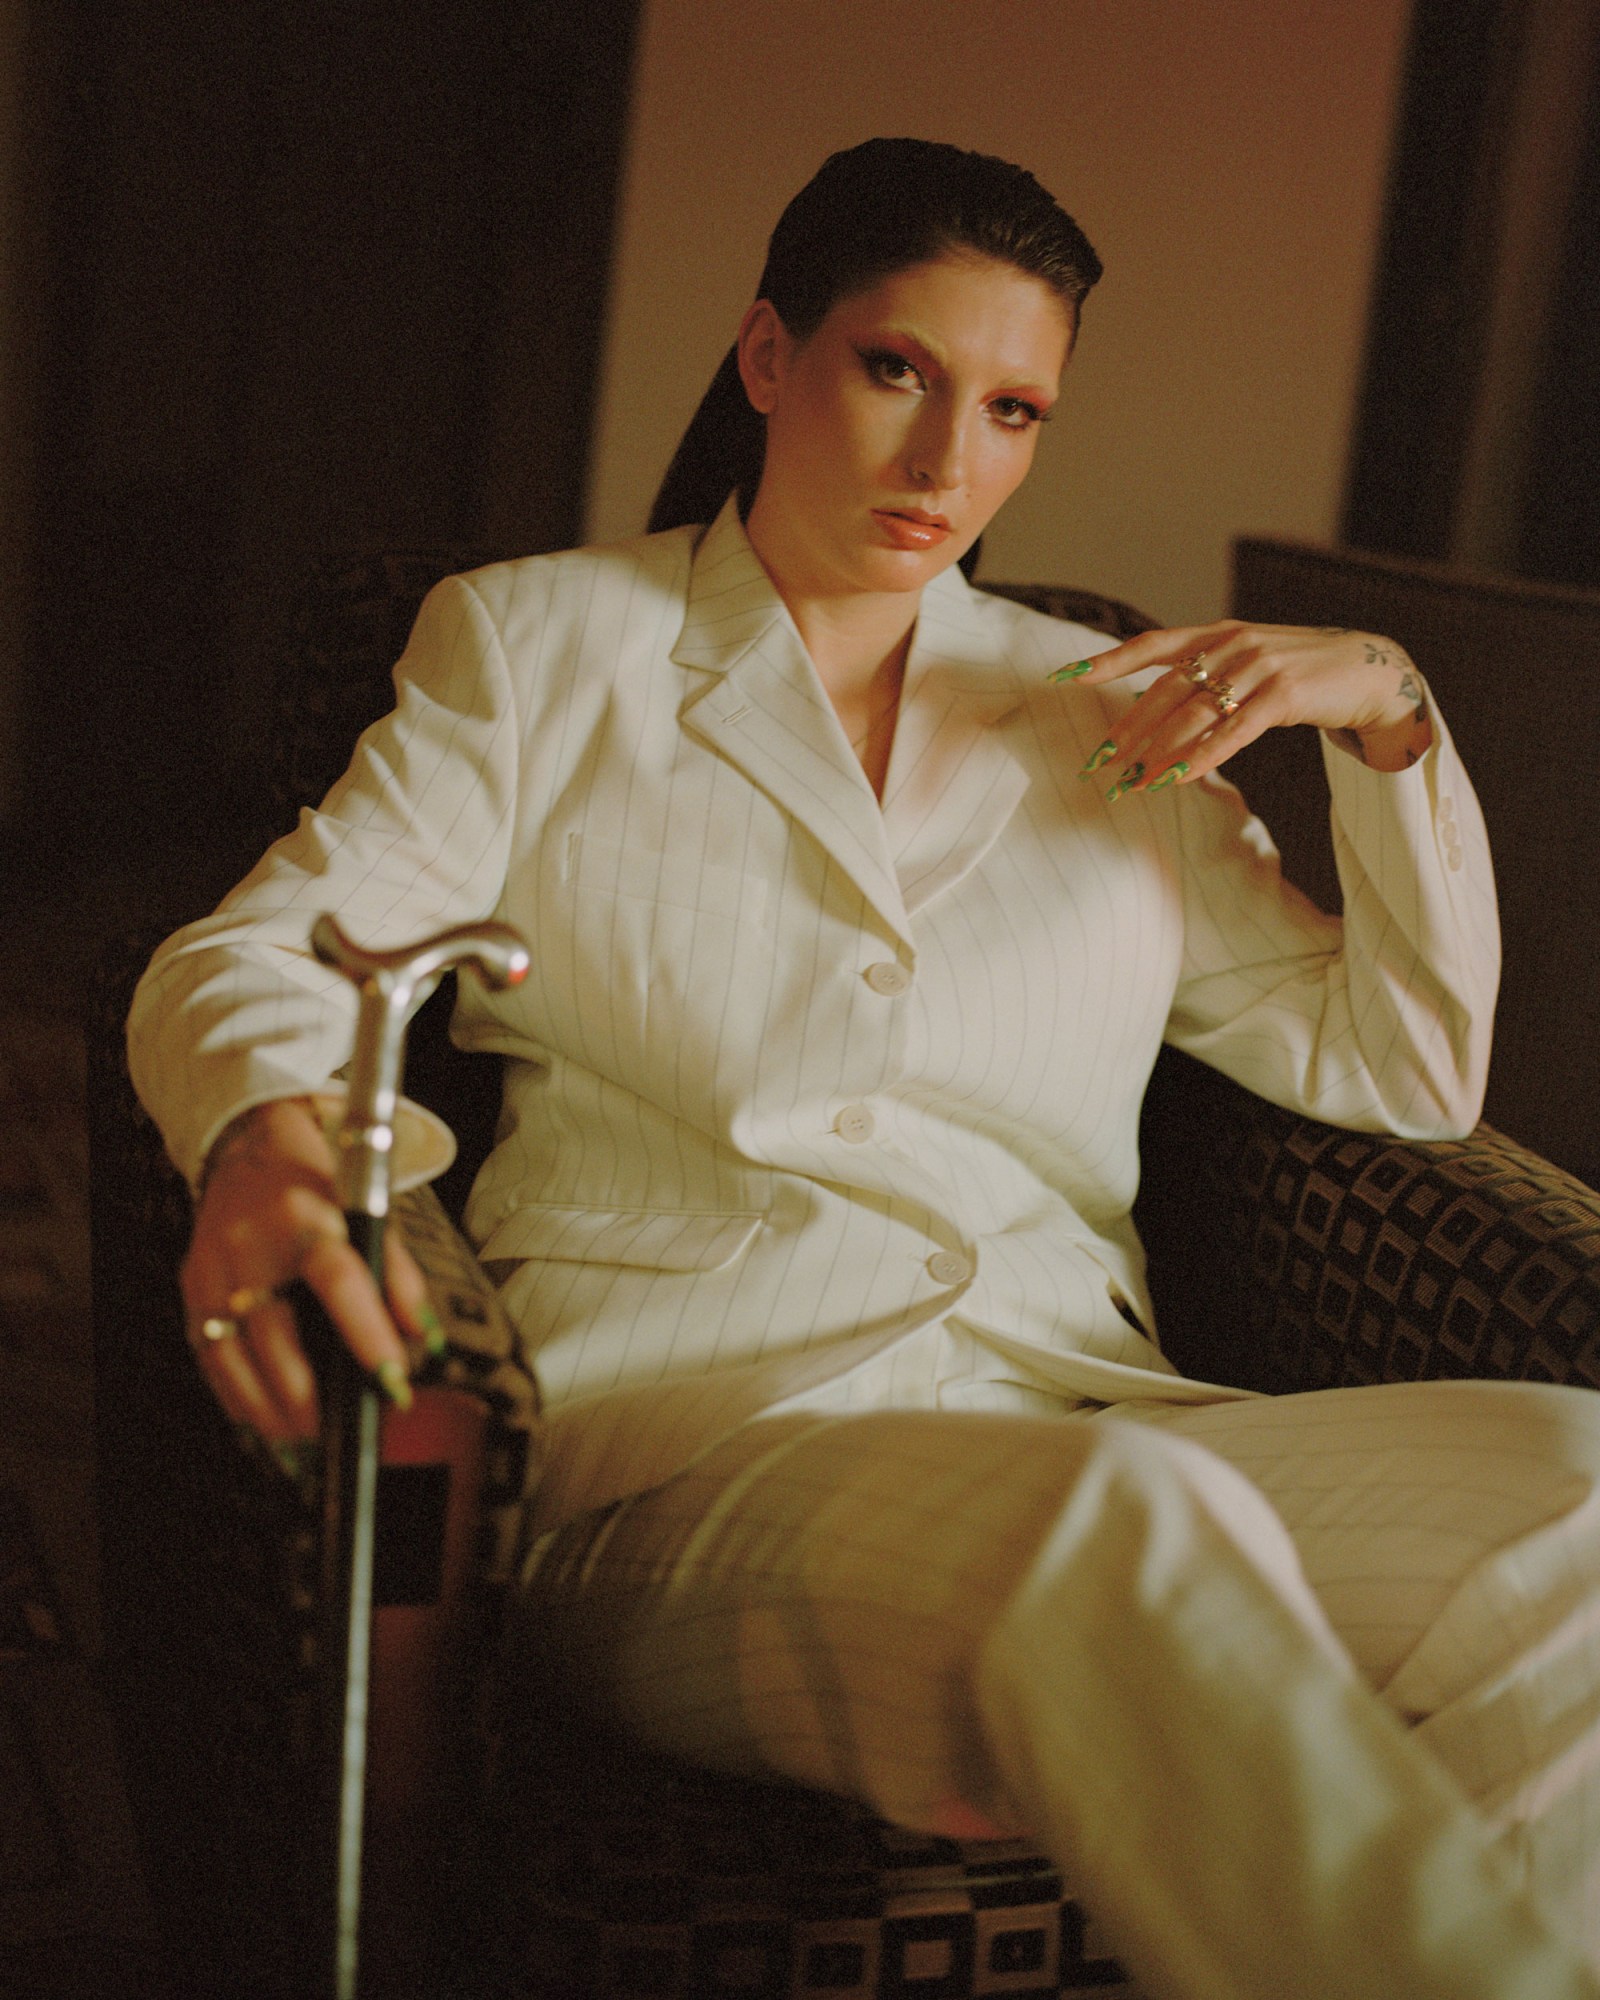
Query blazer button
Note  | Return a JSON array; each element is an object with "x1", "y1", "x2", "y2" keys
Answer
[
  {"x1": 927, "y1": 1250, "x2": 972, "y2": 1285},
  {"x1": 864, "y1": 961, "x2": 912, "y2": 996},
  {"x1": 834, "y1": 1103, "x2": 876, "y2": 1143}
]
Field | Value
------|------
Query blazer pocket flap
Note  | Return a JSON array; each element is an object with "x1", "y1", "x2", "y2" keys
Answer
[{"x1": 478, "y1": 1203, "x2": 764, "y2": 1272}]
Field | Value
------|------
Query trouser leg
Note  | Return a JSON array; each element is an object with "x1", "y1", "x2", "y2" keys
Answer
[
  {"x1": 1114, "y1": 1379, "x2": 1600, "y2": 1967},
  {"x1": 518, "y1": 1403, "x2": 1600, "y2": 2000}
]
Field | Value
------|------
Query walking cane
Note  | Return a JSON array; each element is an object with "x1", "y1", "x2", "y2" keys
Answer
[{"x1": 307, "y1": 913, "x2": 529, "y2": 2000}]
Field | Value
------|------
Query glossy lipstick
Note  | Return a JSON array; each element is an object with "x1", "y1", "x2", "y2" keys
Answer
[{"x1": 873, "y1": 508, "x2": 952, "y2": 550}]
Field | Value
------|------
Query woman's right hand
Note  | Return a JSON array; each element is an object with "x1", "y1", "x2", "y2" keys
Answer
[{"x1": 180, "y1": 1097, "x2": 431, "y2": 1442}]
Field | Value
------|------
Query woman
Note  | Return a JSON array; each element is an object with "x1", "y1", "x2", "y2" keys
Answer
[{"x1": 130, "y1": 140, "x2": 1600, "y2": 1997}]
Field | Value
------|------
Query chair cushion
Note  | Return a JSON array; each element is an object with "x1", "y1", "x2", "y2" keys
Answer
[{"x1": 462, "y1": 1727, "x2": 1137, "y2": 1999}]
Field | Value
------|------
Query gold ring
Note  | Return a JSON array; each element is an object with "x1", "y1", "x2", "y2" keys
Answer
[
  {"x1": 225, "y1": 1285, "x2": 276, "y2": 1318},
  {"x1": 1174, "y1": 652, "x2": 1210, "y2": 684},
  {"x1": 200, "y1": 1315, "x2": 240, "y2": 1343},
  {"x1": 292, "y1": 1217, "x2": 349, "y2": 1260},
  {"x1": 1209, "y1": 682, "x2": 1239, "y2": 717}
]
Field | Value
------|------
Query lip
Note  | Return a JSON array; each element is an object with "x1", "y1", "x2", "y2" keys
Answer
[{"x1": 872, "y1": 507, "x2": 952, "y2": 550}]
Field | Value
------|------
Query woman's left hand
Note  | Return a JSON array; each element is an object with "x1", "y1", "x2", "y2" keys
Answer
[{"x1": 1060, "y1": 621, "x2": 1432, "y2": 797}]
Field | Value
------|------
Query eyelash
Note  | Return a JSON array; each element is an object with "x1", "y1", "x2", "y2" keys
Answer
[
  {"x1": 992, "y1": 396, "x2": 1051, "y2": 430},
  {"x1": 859, "y1": 348, "x2": 1050, "y2": 430}
]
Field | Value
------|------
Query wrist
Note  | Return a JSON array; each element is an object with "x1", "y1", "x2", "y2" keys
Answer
[
  {"x1": 1350, "y1": 707, "x2": 1434, "y2": 773},
  {"x1": 1333, "y1": 655, "x2": 1434, "y2": 773},
  {"x1": 197, "y1": 1096, "x2": 320, "y2": 1199}
]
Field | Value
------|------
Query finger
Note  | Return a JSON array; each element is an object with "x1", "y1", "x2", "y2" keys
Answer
[
  {"x1": 383, "y1": 1233, "x2": 445, "y2": 1359},
  {"x1": 1083, "y1": 647, "x2": 1254, "y2": 793},
  {"x1": 238, "y1": 1292, "x2": 322, "y2": 1437},
  {"x1": 181, "y1": 1242, "x2": 274, "y2": 1430},
  {"x1": 1118, "y1": 668, "x2": 1258, "y2": 784},
  {"x1": 1102, "y1": 670, "x2": 1224, "y2": 779},
  {"x1": 1054, "y1": 623, "x2": 1236, "y2": 687},
  {"x1": 297, "y1": 1228, "x2": 413, "y2": 1395},
  {"x1": 184, "y1": 1264, "x2": 306, "y2": 1441},
  {"x1": 183, "y1": 1210, "x2": 326, "y2": 1429},
  {"x1": 1136, "y1": 681, "x2": 1288, "y2": 792},
  {"x1": 191, "y1": 1320, "x2": 302, "y2": 1443}
]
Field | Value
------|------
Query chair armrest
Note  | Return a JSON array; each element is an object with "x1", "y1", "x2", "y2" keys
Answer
[{"x1": 1138, "y1": 1046, "x2": 1600, "y2": 1396}]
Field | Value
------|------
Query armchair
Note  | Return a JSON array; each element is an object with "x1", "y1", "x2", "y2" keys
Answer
[{"x1": 86, "y1": 551, "x2": 1600, "y2": 1999}]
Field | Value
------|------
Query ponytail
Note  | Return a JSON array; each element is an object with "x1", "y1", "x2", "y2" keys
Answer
[{"x1": 646, "y1": 345, "x2": 762, "y2": 536}]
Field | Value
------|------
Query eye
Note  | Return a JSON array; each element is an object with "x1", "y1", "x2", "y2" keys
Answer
[
  {"x1": 989, "y1": 395, "x2": 1050, "y2": 432},
  {"x1": 859, "y1": 346, "x2": 926, "y2": 393}
]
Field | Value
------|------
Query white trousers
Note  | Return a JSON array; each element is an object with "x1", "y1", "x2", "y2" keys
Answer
[{"x1": 519, "y1": 1380, "x2": 1600, "y2": 2000}]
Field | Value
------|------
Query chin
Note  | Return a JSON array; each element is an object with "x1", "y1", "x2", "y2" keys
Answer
[{"x1": 852, "y1": 539, "x2": 966, "y2": 594}]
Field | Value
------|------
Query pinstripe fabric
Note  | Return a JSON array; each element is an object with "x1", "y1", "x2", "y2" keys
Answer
[
  {"x1": 128, "y1": 499, "x2": 1499, "y2": 1531},
  {"x1": 520, "y1": 1384, "x2": 1600, "y2": 1996}
]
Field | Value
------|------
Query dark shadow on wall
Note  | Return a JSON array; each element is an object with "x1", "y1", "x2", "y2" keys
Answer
[
  {"x1": 9, "y1": 0, "x2": 640, "y2": 952},
  {"x1": 1517, "y1": 92, "x2": 1600, "y2": 589},
  {"x1": 1344, "y1": 0, "x2": 1600, "y2": 588}
]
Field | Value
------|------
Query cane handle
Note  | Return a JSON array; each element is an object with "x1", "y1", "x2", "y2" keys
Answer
[{"x1": 310, "y1": 914, "x2": 529, "y2": 1219}]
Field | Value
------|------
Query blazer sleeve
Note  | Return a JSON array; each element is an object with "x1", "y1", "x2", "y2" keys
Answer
[
  {"x1": 128, "y1": 574, "x2": 523, "y2": 1188},
  {"x1": 1161, "y1": 682, "x2": 1500, "y2": 1138}
]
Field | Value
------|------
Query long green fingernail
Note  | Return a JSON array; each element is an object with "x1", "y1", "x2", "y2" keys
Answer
[
  {"x1": 376, "y1": 1358, "x2": 414, "y2": 1411},
  {"x1": 1106, "y1": 762, "x2": 1146, "y2": 803},
  {"x1": 1147, "y1": 761, "x2": 1190, "y2": 791},
  {"x1": 419, "y1": 1303, "x2": 449, "y2": 1361},
  {"x1": 1049, "y1": 659, "x2": 1096, "y2": 683},
  {"x1": 1079, "y1": 739, "x2": 1118, "y2": 778}
]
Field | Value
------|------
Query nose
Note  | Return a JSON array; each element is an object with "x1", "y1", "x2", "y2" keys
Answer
[{"x1": 907, "y1": 401, "x2": 967, "y2": 493}]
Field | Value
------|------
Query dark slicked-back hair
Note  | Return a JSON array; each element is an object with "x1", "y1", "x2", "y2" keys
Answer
[{"x1": 647, "y1": 139, "x2": 1102, "y2": 575}]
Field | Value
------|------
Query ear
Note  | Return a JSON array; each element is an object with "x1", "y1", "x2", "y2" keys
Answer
[{"x1": 736, "y1": 299, "x2": 790, "y2": 416}]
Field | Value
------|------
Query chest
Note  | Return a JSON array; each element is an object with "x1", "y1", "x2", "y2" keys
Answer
[{"x1": 487, "y1": 677, "x2": 1186, "y2": 1128}]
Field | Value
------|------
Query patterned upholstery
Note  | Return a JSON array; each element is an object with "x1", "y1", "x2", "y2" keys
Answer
[
  {"x1": 85, "y1": 550, "x2": 1600, "y2": 1999},
  {"x1": 461, "y1": 1732, "x2": 1129, "y2": 1999},
  {"x1": 1132, "y1": 1043, "x2": 1600, "y2": 1397}
]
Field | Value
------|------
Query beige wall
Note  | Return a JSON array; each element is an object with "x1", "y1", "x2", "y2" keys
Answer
[{"x1": 588, "y1": 0, "x2": 1411, "y2": 623}]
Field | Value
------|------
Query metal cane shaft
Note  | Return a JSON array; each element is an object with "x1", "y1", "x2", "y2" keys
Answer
[
  {"x1": 325, "y1": 1211, "x2": 385, "y2": 2000},
  {"x1": 308, "y1": 914, "x2": 529, "y2": 2000}
]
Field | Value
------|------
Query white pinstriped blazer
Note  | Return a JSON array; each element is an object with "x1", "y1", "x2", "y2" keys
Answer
[{"x1": 129, "y1": 499, "x2": 1500, "y2": 1527}]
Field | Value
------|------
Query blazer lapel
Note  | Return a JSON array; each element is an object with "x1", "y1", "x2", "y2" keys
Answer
[
  {"x1": 882, "y1": 569, "x2": 1031, "y2": 915},
  {"x1": 675, "y1": 503, "x2": 913, "y2": 948}
]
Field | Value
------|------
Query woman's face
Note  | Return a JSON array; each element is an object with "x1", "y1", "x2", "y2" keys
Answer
[{"x1": 739, "y1": 253, "x2": 1072, "y2": 600}]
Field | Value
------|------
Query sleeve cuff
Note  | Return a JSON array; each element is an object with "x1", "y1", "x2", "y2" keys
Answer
[
  {"x1": 309, "y1": 1090, "x2": 459, "y2": 1194},
  {"x1": 191, "y1": 1090, "x2": 458, "y2": 1199}
]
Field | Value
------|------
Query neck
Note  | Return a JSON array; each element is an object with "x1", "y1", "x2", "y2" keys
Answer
[
  {"x1": 744, "y1": 507, "x2": 922, "y2": 700},
  {"x1": 783, "y1": 591, "x2": 919, "y2": 700}
]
